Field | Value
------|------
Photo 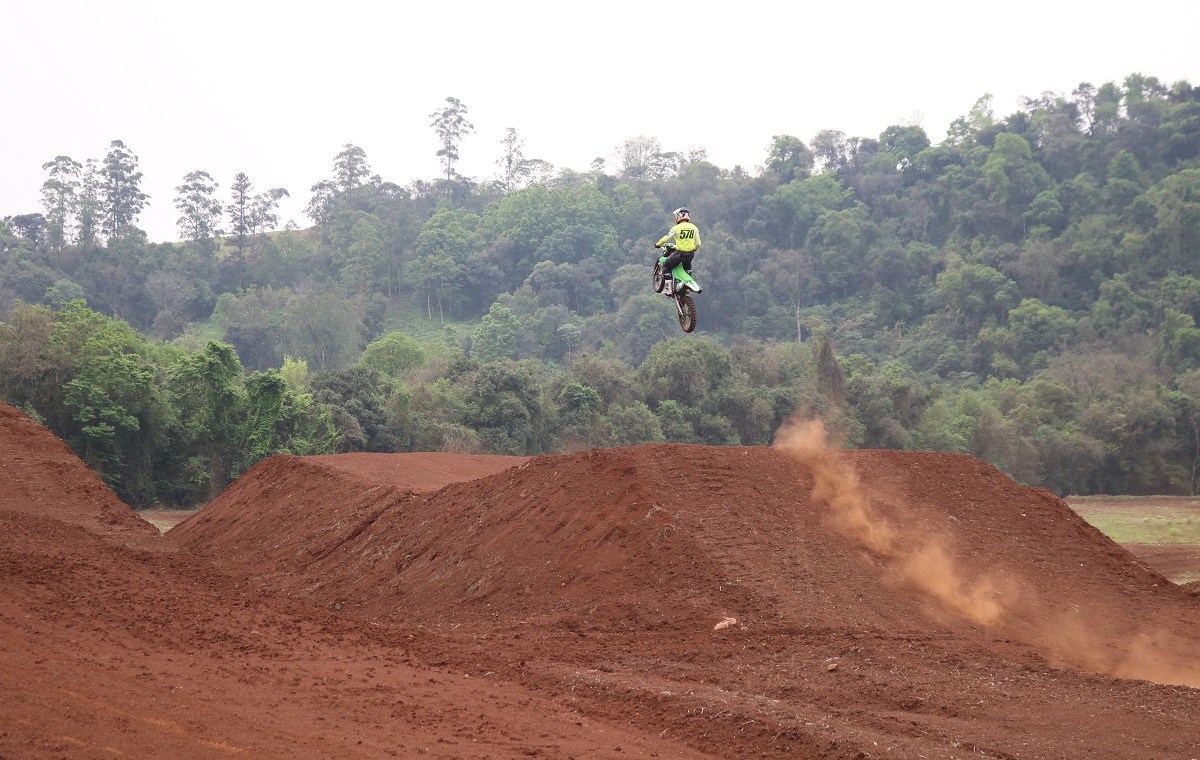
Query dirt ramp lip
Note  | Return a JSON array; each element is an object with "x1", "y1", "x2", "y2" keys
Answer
[
  {"x1": 169, "y1": 450, "x2": 530, "y2": 582},
  {"x1": 0, "y1": 402, "x2": 166, "y2": 550}
]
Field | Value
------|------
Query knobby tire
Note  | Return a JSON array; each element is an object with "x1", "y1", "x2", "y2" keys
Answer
[{"x1": 678, "y1": 294, "x2": 697, "y2": 333}]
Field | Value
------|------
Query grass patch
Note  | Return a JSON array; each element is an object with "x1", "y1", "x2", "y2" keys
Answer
[
  {"x1": 1080, "y1": 515, "x2": 1200, "y2": 545},
  {"x1": 173, "y1": 319, "x2": 225, "y2": 351},
  {"x1": 381, "y1": 296, "x2": 480, "y2": 344},
  {"x1": 1068, "y1": 496, "x2": 1200, "y2": 545}
]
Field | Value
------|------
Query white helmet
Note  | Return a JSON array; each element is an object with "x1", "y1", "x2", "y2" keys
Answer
[{"x1": 673, "y1": 207, "x2": 690, "y2": 223}]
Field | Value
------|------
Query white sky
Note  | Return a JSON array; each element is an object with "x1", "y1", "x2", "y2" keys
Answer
[{"x1": 2, "y1": 0, "x2": 1196, "y2": 243}]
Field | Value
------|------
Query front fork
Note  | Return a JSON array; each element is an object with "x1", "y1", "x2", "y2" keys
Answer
[{"x1": 658, "y1": 262, "x2": 686, "y2": 316}]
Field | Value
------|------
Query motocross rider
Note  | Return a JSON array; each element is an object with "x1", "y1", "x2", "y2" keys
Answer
[{"x1": 655, "y1": 208, "x2": 701, "y2": 291}]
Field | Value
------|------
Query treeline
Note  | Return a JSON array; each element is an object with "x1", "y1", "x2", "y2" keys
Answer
[
  {"x1": 0, "y1": 302, "x2": 335, "y2": 505},
  {"x1": 3, "y1": 77, "x2": 1200, "y2": 504},
  {"x1": 0, "y1": 300, "x2": 839, "y2": 506}
]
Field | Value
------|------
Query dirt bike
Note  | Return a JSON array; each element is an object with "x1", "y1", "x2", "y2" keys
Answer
[{"x1": 652, "y1": 247, "x2": 701, "y2": 333}]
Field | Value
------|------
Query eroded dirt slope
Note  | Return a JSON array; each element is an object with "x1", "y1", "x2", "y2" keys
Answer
[
  {"x1": 175, "y1": 443, "x2": 1196, "y2": 648},
  {"x1": 168, "y1": 451, "x2": 527, "y2": 588},
  {"x1": 6, "y1": 399, "x2": 1200, "y2": 759},
  {"x1": 170, "y1": 432, "x2": 1200, "y2": 758},
  {"x1": 0, "y1": 402, "x2": 717, "y2": 760}
]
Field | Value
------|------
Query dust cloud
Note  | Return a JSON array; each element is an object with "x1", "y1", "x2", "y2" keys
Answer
[
  {"x1": 774, "y1": 415, "x2": 1200, "y2": 688},
  {"x1": 1113, "y1": 630, "x2": 1200, "y2": 687},
  {"x1": 773, "y1": 416, "x2": 1004, "y2": 625},
  {"x1": 1025, "y1": 605, "x2": 1200, "y2": 689}
]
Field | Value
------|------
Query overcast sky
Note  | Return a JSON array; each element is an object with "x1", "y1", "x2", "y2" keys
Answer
[{"x1": 3, "y1": 0, "x2": 1195, "y2": 243}]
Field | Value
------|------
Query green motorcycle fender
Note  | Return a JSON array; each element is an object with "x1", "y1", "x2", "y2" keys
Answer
[{"x1": 657, "y1": 257, "x2": 697, "y2": 286}]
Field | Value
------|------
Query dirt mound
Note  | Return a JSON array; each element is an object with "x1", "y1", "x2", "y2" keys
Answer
[
  {"x1": 0, "y1": 402, "x2": 163, "y2": 550},
  {"x1": 174, "y1": 442, "x2": 1199, "y2": 672},
  {"x1": 168, "y1": 451, "x2": 528, "y2": 587},
  {"x1": 0, "y1": 403, "x2": 718, "y2": 759},
  {"x1": 1125, "y1": 542, "x2": 1200, "y2": 582},
  {"x1": 7, "y1": 399, "x2": 1200, "y2": 759},
  {"x1": 169, "y1": 433, "x2": 1200, "y2": 758}
]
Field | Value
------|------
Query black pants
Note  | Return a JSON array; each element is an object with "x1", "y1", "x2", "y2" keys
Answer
[{"x1": 661, "y1": 248, "x2": 695, "y2": 275}]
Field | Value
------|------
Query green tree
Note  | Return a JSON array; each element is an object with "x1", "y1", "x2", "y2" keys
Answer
[
  {"x1": 167, "y1": 340, "x2": 246, "y2": 500},
  {"x1": 1143, "y1": 169, "x2": 1200, "y2": 274},
  {"x1": 935, "y1": 256, "x2": 1017, "y2": 332},
  {"x1": 765, "y1": 135, "x2": 814, "y2": 183},
  {"x1": 429, "y1": 97, "x2": 474, "y2": 179},
  {"x1": 405, "y1": 255, "x2": 461, "y2": 325},
  {"x1": 605, "y1": 401, "x2": 665, "y2": 446},
  {"x1": 55, "y1": 305, "x2": 160, "y2": 500},
  {"x1": 806, "y1": 205, "x2": 873, "y2": 299},
  {"x1": 1007, "y1": 298, "x2": 1076, "y2": 363},
  {"x1": 558, "y1": 323, "x2": 582, "y2": 363},
  {"x1": 281, "y1": 288, "x2": 365, "y2": 369},
  {"x1": 1103, "y1": 150, "x2": 1146, "y2": 213},
  {"x1": 463, "y1": 359, "x2": 548, "y2": 454},
  {"x1": 1089, "y1": 275, "x2": 1154, "y2": 336},
  {"x1": 338, "y1": 212, "x2": 388, "y2": 294},
  {"x1": 100, "y1": 140, "x2": 148, "y2": 238},
  {"x1": 279, "y1": 354, "x2": 309, "y2": 392},
  {"x1": 309, "y1": 366, "x2": 395, "y2": 452},
  {"x1": 6, "y1": 214, "x2": 46, "y2": 250},
  {"x1": 1172, "y1": 369, "x2": 1200, "y2": 493},
  {"x1": 1024, "y1": 190, "x2": 1066, "y2": 237},
  {"x1": 556, "y1": 381, "x2": 603, "y2": 447},
  {"x1": 333, "y1": 143, "x2": 371, "y2": 202},
  {"x1": 473, "y1": 302, "x2": 521, "y2": 363},
  {"x1": 228, "y1": 172, "x2": 254, "y2": 284},
  {"x1": 40, "y1": 155, "x2": 82, "y2": 251},
  {"x1": 812, "y1": 129, "x2": 864, "y2": 174},
  {"x1": 0, "y1": 302, "x2": 62, "y2": 415},
  {"x1": 359, "y1": 331, "x2": 426, "y2": 378},
  {"x1": 174, "y1": 170, "x2": 223, "y2": 243},
  {"x1": 214, "y1": 287, "x2": 287, "y2": 372},
  {"x1": 813, "y1": 329, "x2": 847, "y2": 405},
  {"x1": 238, "y1": 371, "x2": 292, "y2": 472},
  {"x1": 750, "y1": 173, "x2": 852, "y2": 249},
  {"x1": 250, "y1": 187, "x2": 289, "y2": 233},
  {"x1": 406, "y1": 207, "x2": 472, "y2": 321},
  {"x1": 981, "y1": 133, "x2": 1051, "y2": 238},
  {"x1": 615, "y1": 135, "x2": 674, "y2": 179},
  {"x1": 845, "y1": 357, "x2": 921, "y2": 449},
  {"x1": 496, "y1": 127, "x2": 533, "y2": 191},
  {"x1": 77, "y1": 158, "x2": 103, "y2": 247},
  {"x1": 639, "y1": 337, "x2": 733, "y2": 409},
  {"x1": 305, "y1": 179, "x2": 337, "y2": 227}
]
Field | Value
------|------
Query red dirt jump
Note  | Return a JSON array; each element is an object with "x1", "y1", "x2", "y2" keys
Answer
[{"x1": 3, "y1": 403, "x2": 1199, "y2": 759}]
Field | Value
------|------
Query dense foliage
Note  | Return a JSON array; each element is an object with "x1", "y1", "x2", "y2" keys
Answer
[{"x1": 5, "y1": 75, "x2": 1200, "y2": 505}]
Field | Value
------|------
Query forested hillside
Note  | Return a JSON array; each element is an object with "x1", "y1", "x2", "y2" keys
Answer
[{"x1": 4, "y1": 77, "x2": 1200, "y2": 506}]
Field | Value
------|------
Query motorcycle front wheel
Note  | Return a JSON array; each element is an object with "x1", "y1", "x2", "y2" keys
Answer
[
  {"x1": 677, "y1": 294, "x2": 697, "y2": 333},
  {"x1": 652, "y1": 262, "x2": 665, "y2": 293}
]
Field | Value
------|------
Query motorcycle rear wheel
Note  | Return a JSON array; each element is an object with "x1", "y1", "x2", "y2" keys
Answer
[{"x1": 677, "y1": 294, "x2": 697, "y2": 333}]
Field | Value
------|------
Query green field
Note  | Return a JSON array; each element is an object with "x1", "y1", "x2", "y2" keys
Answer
[
  {"x1": 1066, "y1": 496, "x2": 1200, "y2": 585},
  {"x1": 1068, "y1": 496, "x2": 1200, "y2": 545}
]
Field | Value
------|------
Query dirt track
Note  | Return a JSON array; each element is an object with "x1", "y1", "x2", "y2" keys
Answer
[{"x1": 3, "y1": 402, "x2": 1200, "y2": 759}]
